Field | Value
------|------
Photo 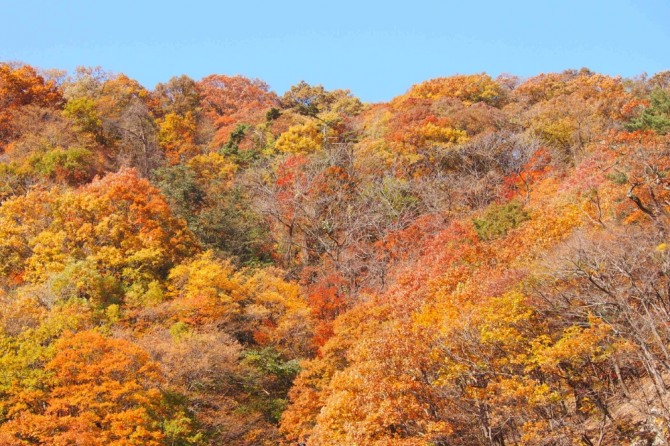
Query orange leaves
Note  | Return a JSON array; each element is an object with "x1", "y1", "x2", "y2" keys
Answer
[
  {"x1": 0, "y1": 63, "x2": 64, "y2": 146},
  {"x1": 0, "y1": 188, "x2": 56, "y2": 283},
  {"x1": 81, "y1": 168, "x2": 196, "y2": 258},
  {"x1": 0, "y1": 331, "x2": 166, "y2": 446},
  {"x1": 0, "y1": 169, "x2": 196, "y2": 295},
  {"x1": 0, "y1": 64, "x2": 62, "y2": 108},
  {"x1": 501, "y1": 146, "x2": 552, "y2": 201},
  {"x1": 356, "y1": 75, "x2": 511, "y2": 177},
  {"x1": 589, "y1": 130, "x2": 670, "y2": 224},
  {"x1": 197, "y1": 74, "x2": 278, "y2": 147},
  {"x1": 513, "y1": 71, "x2": 575, "y2": 104},
  {"x1": 284, "y1": 301, "x2": 452, "y2": 446},
  {"x1": 306, "y1": 274, "x2": 348, "y2": 347},
  {"x1": 97, "y1": 74, "x2": 149, "y2": 113},
  {"x1": 47, "y1": 331, "x2": 162, "y2": 401},
  {"x1": 199, "y1": 74, "x2": 275, "y2": 119},
  {"x1": 275, "y1": 154, "x2": 309, "y2": 189},
  {"x1": 402, "y1": 74, "x2": 506, "y2": 107},
  {"x1": 513, "y1": 70, "x2": 633, "y2": 155},
  {"x1": 4, "y1": 64, "x2": 670, "y2": 445},
  {"x1": 166, "y1": 250, "x2": 313, "y2": 355}
]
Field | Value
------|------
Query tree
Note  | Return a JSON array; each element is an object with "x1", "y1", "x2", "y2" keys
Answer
[
  {"x1": 157, "y1": 111, "x2": 200, "y2": 164},
  {"x1": 197, "y1": 75, "x2": 278, "y2": 147},
  {"x1": 151, "y1": 75, "x2": 201, "y2": 118},
  {"x1": 275, "y1": 122, "x2": 325, "y2": 154},
  {"x1": 281, "y1": 81, "x2": 363, "y2": 118},
  {"x1": 627, "y1": 88, "x2": 670, "y2": 134},
  {"x1": 0, "y1": 63, "x2": 63, "y2": 148},
  {"x1": 512, "y1": 70, "x2": 633, "y2": 163},
  {"x1": 0, "y1": 169, "x2": 196, "y2": 301},
  {"x1": 402, "y1": 74, "x2": 507, "y2": 107},
  {"x1": 0, "y1": 331, "x2": 168, "y2": 446}
]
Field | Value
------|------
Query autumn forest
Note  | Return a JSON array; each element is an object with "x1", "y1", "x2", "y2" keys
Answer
[{"x1": 1, "y1": 63, "x2": 670, "y2": 445}]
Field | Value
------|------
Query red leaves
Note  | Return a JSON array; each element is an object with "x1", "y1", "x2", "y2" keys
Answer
[
  {"x1": 0, "y1": 63, "x2": 64, "y2": 147},
  {"x1": 197, "y1": 74, "x2": 279, "y2": 146},
  {"x1": 276, "y1": 155, "x2": 309, "y2": 189},
  {"x1": 306, "y1": 274, "x2": 348, "y2": 346},
  {"x1": 501, "y1": 147, "x2": 552, "y2": 200}
]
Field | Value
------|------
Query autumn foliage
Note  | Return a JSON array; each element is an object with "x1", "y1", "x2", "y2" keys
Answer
[{"x1": 1, "y1": 63, "x2": 670, "y2": 445}]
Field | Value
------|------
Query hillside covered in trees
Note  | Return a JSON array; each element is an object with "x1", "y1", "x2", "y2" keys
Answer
[{"x1": 1, "y1": 62, "x2": 670, "y2": 445}]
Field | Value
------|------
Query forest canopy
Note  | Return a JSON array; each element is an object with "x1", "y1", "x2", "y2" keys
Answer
[{"x1": 1, "y1": 63, "x2": 670, "y2": 445}]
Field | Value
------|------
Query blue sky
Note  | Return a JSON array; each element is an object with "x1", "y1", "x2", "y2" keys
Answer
[{"x1": 1, "y1": 0, "x2": 669, "y2": 102}]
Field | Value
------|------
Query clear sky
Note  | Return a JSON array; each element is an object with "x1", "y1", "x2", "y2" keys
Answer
[{"x1": 1, "y1": 0, "x2": 669, "y2": 103}]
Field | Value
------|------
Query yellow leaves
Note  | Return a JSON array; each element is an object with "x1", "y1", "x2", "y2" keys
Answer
[
  {"x1": 240, "y1": 267, "x2": 313, "y2": 355},
  {"x1": 275, "y1": 121, "x2": 325, "y2": 154},
  {"x1": 167, "y1": 251, "x2": 240, "y2": 323},
  {"x1": 3, "y1": 65, "x2": 664, "y2": 444},
  {"x1": 429, "y1": 290, "x2": 538, "y2": 389},
  {"x1": 127, "y1": 246, "x2": 165, "y2": 267},
  {"x1": 46, "y1": 260, "x2": 121, "y2": 307},
  {"x1": 362, "y1": 107, "x2": 393, "y2": 139},
  {"x1": 90, "y1": 245, "x2": 125, "y2": 269},
  {"x1": 24, "y1": 230, "x2": 68, "y2": 283},
  {"x1": 168, "y1": 251, "x2": 235, "y2": 301},
  {"x1": 532, "y1": 315, "x2": 615, "y2": 373},
  {"x1": 63, "y1": 96, "x2": 103, "y2": 136},
  {"x1": 515, "y1": 71, "x2": 632, "y2": 154},
  {"x1": 186, "y1": 151, "x2": 237, "y2": 183},
  {"x1": 157, "y1": 111, "x2": 199, "y2": 164},
  {"x1": 486, "y1": 377, "x2": 557, "y2": 415},
  {"x1": 281, "y1": 81, "x2": 363, "y2": 119},
  {"x1": 478, "y1": 291, "x2": 535, "y2": 366},
  {"x1": 404, "y1": 74, "x2": 506, "y2": 107},
  {"x1": 165, "y1": 251, "x2": 313, "y2": 360},
  {"x1": 500, "y1": 198, "x2": 582, "y2": 268},
  {"x1": 328, "y1": 91, "x2": 364, "y2": 116},
  {"x1": 125, "y1": 280, "x2": 164, "y2": 308},
  {"x1": 531, "y1": 115, "x2": 574, "y2": 148},
  {"x1": 0, "y1": 169, "x2": 197, "y2": 301},
  {"x1": 421, "y1": 121, "x2": 468, "y2": 144},
  {"x1": 407, "y1": 121, "x2": 469, "y2": 151},
  {"x1": 0, "y1": 189, "x2": 55, "y2": 282}
]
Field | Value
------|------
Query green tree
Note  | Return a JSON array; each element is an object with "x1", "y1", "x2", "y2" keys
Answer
[{"x1": 627, "y1": 88, "x2": 670, "y2": 134}]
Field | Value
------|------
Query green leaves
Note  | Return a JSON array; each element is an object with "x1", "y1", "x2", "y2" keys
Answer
[
  {"x1": 242, "y1": 347, "x2": 301, "y2": 423},
  {"x1": 243, "y1": 348, "x2": 301, "y2": 383},
  {"x1": 627, "y1": 88, "x2": 670, "y2": 134},
  {"x1": 472, "y1": 199, "x2": 530, "y2": 241}
]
